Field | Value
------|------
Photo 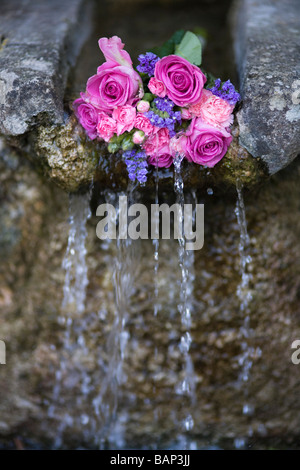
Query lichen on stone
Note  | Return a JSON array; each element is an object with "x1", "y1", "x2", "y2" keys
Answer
[{"x1": 32, "y1": 115, "x2": 100, "y2": 193}]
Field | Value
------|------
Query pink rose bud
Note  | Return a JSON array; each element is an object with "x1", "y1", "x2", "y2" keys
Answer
[
  {"x1": 148, "y1": 77, "x2": 166, "y2": 98},
  {"x1": 180, "y1": 107, "x2": 192, "y2": 120},
  {"x1": 98, "y1": 36, "x2": 132, "y2": 68},
  {"x1": 133, "y1": 130, "x2": 145, "y2": 144},
  {"x1": 137, "y1": 100, "x2": 150, "y2": 113}
]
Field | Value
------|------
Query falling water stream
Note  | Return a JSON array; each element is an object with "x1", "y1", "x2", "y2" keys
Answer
[
  {"x1": 93, "y1": 187, "x2": 139, "y2": 448},
  {"x1": 234, "y1": 180, "x2": 261, "y2": 449},
  {"x1": 61, "y1": 193, "x2": 91, "y2": 315},
  {"x1": 151, "y1": 162, "x2": 160, "y2": 439},
  {"x1": 49, "y1": 192, "x2": 92, "y2": 447},
  {"x1": 51, "y1": 170, "x2": 264, "y2": 449},
  {"x1": 173, "y1": 155, "x2": 197, "y2": 449},
  {"x1": 153, "y1": 163, "x2": 160, "y2": 318}
]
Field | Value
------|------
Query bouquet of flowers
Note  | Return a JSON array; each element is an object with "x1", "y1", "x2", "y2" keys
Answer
[{"x1": 73, "y1": 31, "x2": 240, "y2": 185}]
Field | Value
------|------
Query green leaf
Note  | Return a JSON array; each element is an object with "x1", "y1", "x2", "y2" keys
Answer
[
  {"x1": 174, "y1": 31, "x2": 202, "y2": 66},
  {"x1": 107, "y1": 142, "x2": 119, "y2": 154},
  {"x1": 150, "y1": 30, "x2": 185, "y2": 58},
  {"x1": 121, "y1": 135, "x2": 134, "y2": 151},
  {"x1": 202, "y1": 70, "x2": 217, "y2": 89},
  {"x1": 143, "y1": 93, "x2": 154, "y2": 102}
]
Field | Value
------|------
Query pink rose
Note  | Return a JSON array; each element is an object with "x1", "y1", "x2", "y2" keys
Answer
[
  {"x1": 112, "y1": 105, "x2": 136, "y2": 135},
  {"x1": 154, "y1": 55, "x2": 206, "y2": 107},
  {"x1": 136, "y1": 100, "x2": 150, "y2": 113},
  {"x1": 134, "y1": 113, "x2": 155, "y2": 136},
  {"x1": 73, "y1": 97, "x2": 99, "y2": 140},
  {"x1": 189, "y1": 89, "x2": 234, "y2": 128},
  {"x1": 143, "y1": 128, "x2": 170, "y2": 157},
  {"x1": 148, "y1": 150, "x2": 173, "y2": 168},
  {"x1": 98, "y1": 36, "x2": 132, "y2": 68},
  {"x1": 85, "y1": 37, "x2": 143, "y2": 114},
  {"x1": 86, "y1": 65, "x2": 142, "y2": 114},
  {"x1": 97, "y1": 114, "x2": 117, "y2": 142},
  {"x1": 148, "y1": 77, "x2": 166, "y2": 97},
  {"x1": 182, "y1": 118, "x2": 232, "y2": 167}
]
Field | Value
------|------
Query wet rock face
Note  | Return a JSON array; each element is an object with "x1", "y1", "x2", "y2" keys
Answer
[
  {"x1": 233, "y1": 0, "x2": 300, "y2": 174},
  {"x1": 1, "y1": 139, "x2": 300, "y2": 449},
  {"x1": 0, "y1": 0, "x2": 91, "y2": 136}
]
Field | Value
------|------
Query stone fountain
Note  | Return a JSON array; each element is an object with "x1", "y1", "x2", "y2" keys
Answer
[{"x1": 0, "y1": 0, "x2": 300, "y2": 450}]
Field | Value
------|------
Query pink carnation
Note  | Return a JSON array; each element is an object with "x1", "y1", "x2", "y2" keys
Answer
[
  {"x1": 189, "y1": 89, "x2": 234, "y2": 129},
  {"x1": 112, "y1": 105, "x2": 136, "y2": 135},
  {"x1": 134, "y1": 113, "x2": 155, "y2": 136},
  {"x1": 148, "y1": 77, "x2": 166, "y2": 98},
  {"x1": 182, "y1": 118, "x2": 232, "y2": 167},
  {"x1": 155, "y1": 127, "x2": 170, "y2": 145},
  {"x1": 97, "y1": 114, "x2": 117, "y2": 142}
]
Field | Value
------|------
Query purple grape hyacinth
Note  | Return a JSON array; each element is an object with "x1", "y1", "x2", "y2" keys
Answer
[
  {"x1": 137, "y1": 52, "x2": 160, "y2": 77},
  {"x1": 123, "y1": 149, "x2": 148, "y2": 184},
  {"x1": 209, "y1": 79, "x2": 240, "y2": 106}
]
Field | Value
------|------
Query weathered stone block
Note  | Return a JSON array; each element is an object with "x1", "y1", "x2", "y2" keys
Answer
[{"x1": 232, "y1": 0, "x2": 300, "y2": 174}]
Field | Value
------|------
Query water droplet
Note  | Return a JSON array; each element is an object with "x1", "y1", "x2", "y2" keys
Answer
[
  {"x1": 81, "y1": 414, "x2": 89, "y2": 425},
  {"x1": 243, "y1": 403, "x2": 255, "y2": 416},
  {"x1": 184, "y1": 415, "x2": 194, "y2": 431},
  {"x1": 179, "y1": 332, "x2": 192, "y2": 353},
  {"x1": 234, "y1": 438, "x2": 246, "y2": 449}
]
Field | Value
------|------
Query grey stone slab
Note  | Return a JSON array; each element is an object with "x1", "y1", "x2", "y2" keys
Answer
[
  {"x1": 0, "y1": 0, "x2": 92, "y2": 136},
  {"x1": 233, "y1": 0, "x2": 300, "y2": 174}
]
